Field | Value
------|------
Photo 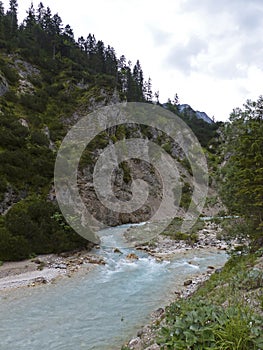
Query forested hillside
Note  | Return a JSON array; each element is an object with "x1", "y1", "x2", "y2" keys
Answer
[
  {"x1": 0, "y1": 1, "x2": 261, "y2": 265},
  {"x1": 0, "y1": 0, "x2": 154, "y2": 260}
]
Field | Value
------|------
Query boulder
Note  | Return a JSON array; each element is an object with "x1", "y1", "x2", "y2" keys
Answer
[
  {"x1": 126, "y1": 253, "x2": 139, "y2": 260},
  {"x1": 87, "y1": 256, "x2": 106, "y2": 265},
  {"x1": 113, "y1": 248, "x2": 122, "y2": 254},
  {"x1": 128, "y1": 337, "x2": 142, "y2": 349},
  {"x1": 184, "y1": 279, "x2": 192, "y2": 286}
]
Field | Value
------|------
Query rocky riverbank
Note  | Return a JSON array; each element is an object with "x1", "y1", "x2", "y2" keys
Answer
[
  {"x1": 122, "y1": 221, "x2": 240, "y2": 350},
  {"x1": 0, "y1": 248, "x2": 105, "y2": 292},
  {"x1": 0, "y1": 221, "x2": 237, "y2": 293},
  {"x1": 123, "y1": 268, "x2": 222, "y2": 350}
]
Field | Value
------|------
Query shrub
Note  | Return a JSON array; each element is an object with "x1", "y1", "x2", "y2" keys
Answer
[
  {"x1": 1, "y1": 197, "x2": 87, "y2": 260},
  {"x1": 158, "y1": 301, "x2": 263, "y2": 350}
]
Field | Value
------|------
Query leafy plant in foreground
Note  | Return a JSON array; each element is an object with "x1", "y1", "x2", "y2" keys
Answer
[{"x1": 158, "y1": 300, "x2": 263, "y2": 349}]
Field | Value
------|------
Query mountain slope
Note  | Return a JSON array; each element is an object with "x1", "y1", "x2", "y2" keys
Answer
[{"x1": 0, "y1": 2, "x2": 221, "y2": 261}]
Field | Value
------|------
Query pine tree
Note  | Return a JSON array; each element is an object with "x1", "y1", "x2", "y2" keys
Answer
[
  {"x1": 0, "y1": 1, "x2": 5, "y2": 41},
  {"x1": 78, "y1": 36, "x2": 85, "y2": 51},
  {"x1": 5, "y1": 0, "x2": 18, "y2": 39},
  {"x1": 24, "y1": 3, "x2": 36, "y2": 30},
  {"x1": 36, "y1": 2, "x2": 45, "y2": 27},
  {"x1": 85, "y1": 34, "x2": 96, "y2": 55},
  {"x1": 154, "y1": 90, "x2": 160, "y2": 104},
  {"x1": 63, "y1": 24, "x2": 74, "y2": 42},
  {"x1": 105, "y1": 45, "x2": 117, "y2": 77}
]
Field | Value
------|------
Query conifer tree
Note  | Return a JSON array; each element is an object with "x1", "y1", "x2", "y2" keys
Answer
[{"x1": 6, "y1": 0, "x2": 18, "y2": 39}]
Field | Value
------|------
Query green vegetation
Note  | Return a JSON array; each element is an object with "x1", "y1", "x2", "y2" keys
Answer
[
  {"x1": 219, "y1": 97, "x2": 263, "y2": 245},
  {"x1": 138, "y1": 96, "x2": 263, "y2": 350},
  {"x1": 0, "y1": 0, "x2": 153, "y2": 261},
  {"x1": 0, "y1": 1, "x2": 221, "y2": 262},
  {"x1": 161, "y1": 216, "x2": 204, "y2": 244},
  {"x1": 164, "y1": 98, "x2": 223, "y2": 149},
  {"x1": 0, "y1": 196, "x2": 87, "y2": 260},
  {"x1": 157, "y1": 250, "x2": 263, "y2": 349},
  {"x1": 1, "y1": 3, "x2": 263, "y2": 350}
]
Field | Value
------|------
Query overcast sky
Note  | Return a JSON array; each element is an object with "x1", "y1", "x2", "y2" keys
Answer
[{"x1": 3, "y1": 0, "x2": 263, "y2": 121}]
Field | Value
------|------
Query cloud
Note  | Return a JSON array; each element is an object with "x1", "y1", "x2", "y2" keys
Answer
[
  {"x1": 166, "y1": 36, "x2": 208, "y2": 74},
  {"x1": 164, "y1": 0, "x2": 263, "y2": 79},
  {"x1": 149, "y1": 26, "x2": 173, "y2": 46}
]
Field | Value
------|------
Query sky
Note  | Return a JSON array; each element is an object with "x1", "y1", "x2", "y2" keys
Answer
[{"x1": 2, "y1": 0, "x2": 263, "y2": 121}]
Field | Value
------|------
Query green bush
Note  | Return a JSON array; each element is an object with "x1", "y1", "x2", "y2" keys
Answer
[
  {"x1": 30, "y1": 130, "x2": 49, "y2": 147},
  {"x1": 158, "y1": 301, "x2": 263, "y2": 350},
  {"x1": 1, "y1": 64, "x2": 19, "y2": 84},
  {"x1": 0, "y1": 197, "x2": 87, "y2": 260},
  {"x1": 0, "y1": 227, "x2": 31, "y2": 260}
]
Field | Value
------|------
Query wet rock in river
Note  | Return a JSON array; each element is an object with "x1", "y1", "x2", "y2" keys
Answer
[
  {"x1": 184, "y1": 279, "x2": 192, "y2": 286},
  {"x1": 126, "y1": 253, "x2": 139, "y2": 260},
  {"x1": 113, "y1": 248, "x2": 122, "y2": 254}
]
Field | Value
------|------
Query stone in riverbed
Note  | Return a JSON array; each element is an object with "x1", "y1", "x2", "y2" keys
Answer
[
  {"x1": 145, "y1": 344, "x2": 160, "y2": 350},
  {"x1": 113, "y1": 248, "x2": 122, "y2": 254},
  {"x1": 87, "y1": 256, "x2": 106, "y2": 265},
  {"x1": 137, "y1": 328, "x2": 144, "y2": 337},
  {"x1": 32, "y1": 258, "x2": 42, "y2": 264},
  {"x1": 126, "y1": 253, "x2": 139, "y2": 260},
  {"x1": 128, "y1": 337, "x2": 142, "y2": 349},
  {"x1": 184, "y1": 279, "x2": 192, "y2": 286},
  {"x1": 34, "y1": 277, "x2": 48, "y2": 284},
  {"x1": 53, "y1": 263, "x2": 67, "y2": 269},
  {"x1": 151, "y1": 307, "x2": 164, "y2": 318}
]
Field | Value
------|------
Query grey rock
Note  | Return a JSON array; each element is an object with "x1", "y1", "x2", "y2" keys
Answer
[
  {"x1": 151, "y1": 308, "x2": 164, "y2": 318},
  {"x1": 145, "y1": 344, "x2": 160, "y2": 350},
  {"x1": 128, "y1": 337, "x2": 142, "y2": 349},
  {"x1": 19, "y1": 118, "x2": 29, "y2": 128},
  {"x1": 0, "y1": 74, "x2": 8, "y2": 96},
  {"x1": 53, "y1": 264, "x2": 67, "y2": 269}
]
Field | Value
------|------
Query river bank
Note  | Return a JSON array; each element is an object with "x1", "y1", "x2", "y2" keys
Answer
[
  {"x1": 0, "y1": 221, "x2": 232, "y2": 292},
  {"x1": 0, "y1": 220, "x2": 235, "y2": 294},
  {"x1": 122, "y1": 221, "x2": 240, "y2": 350},
  {"x1": 0, "y1": 248, "x2": 105, "y2": 292},
  {"x1": 123, "y1": 262, "x2": 222, "y2": 350}
]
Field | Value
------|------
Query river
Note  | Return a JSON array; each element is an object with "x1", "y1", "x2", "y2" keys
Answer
[{"x1": 0, "y1": 224, "x2": 228, "y2": 350}]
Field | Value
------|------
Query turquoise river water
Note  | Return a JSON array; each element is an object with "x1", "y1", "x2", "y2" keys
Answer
[{"x1": 0, "y1": 224, "x2": 228, "y2": 350}]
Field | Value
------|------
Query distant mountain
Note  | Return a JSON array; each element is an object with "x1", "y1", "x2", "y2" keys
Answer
[
  {"x1": 162, "y1": 101, "x2": 220, "y2": 148},
  {"x1": 177, "y1": 104, "x2": 214, "y2": 124}
]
